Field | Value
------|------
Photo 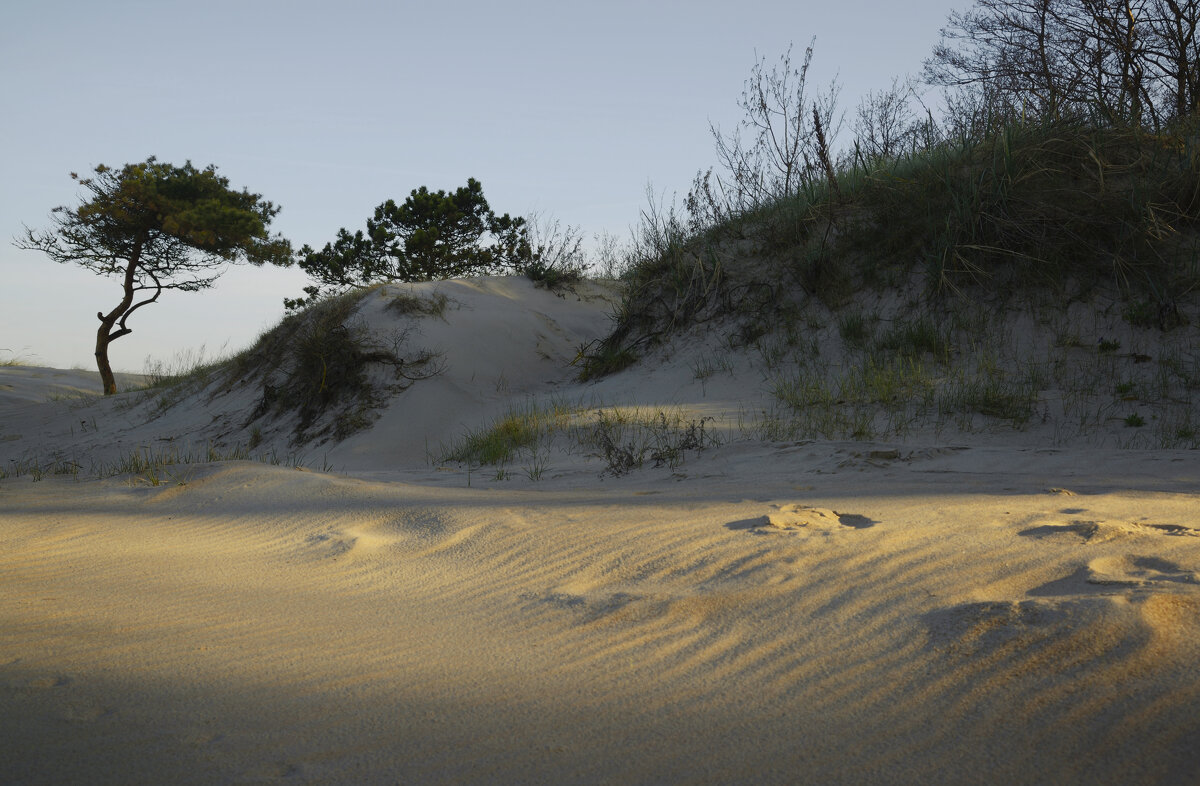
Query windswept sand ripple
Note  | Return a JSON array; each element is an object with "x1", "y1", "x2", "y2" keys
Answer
[{"x1": 3, "y1": 458, "x2": 1199, "y2": 784}]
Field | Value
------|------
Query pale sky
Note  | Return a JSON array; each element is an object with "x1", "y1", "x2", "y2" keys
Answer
[{"x1": 2, "y1": 0, "x2": 966, "y2": 372}]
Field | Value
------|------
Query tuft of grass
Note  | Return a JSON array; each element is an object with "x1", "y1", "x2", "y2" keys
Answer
[
  {"x1": 1, "y1": 350, "x2": 29, "y2": 367},
  {"x1": 523, "y1": 451, "x2": 550, "y2": 481},
  {"x1": 442, "y1": 412, "x2": 542, "y2": 465},
  {"x1": 586, "y1": 409, "x2": 718, "y2": 475},
  {"x1": 0, "y1": 456, "x2": 81, "y2": 481},
  {"x1": 575, "y1": 339, "x2": 639, "y2": 381},
  {"x1": 385, "y1": 290, "x2": 450, "y2": 318},
  {"x1": 141, "y1": 345, "x2": 226, "y2": 390},
  {"x1": 437, "y1": 401, "x2": 721, "y2": 477},
  {"x1": 874, "y1": 317, "x2": 951, "y2": 362},
  {"x1": 939, "y1": 377, "x2": 1038, "y2": 425},
  {"x1": 837, "y1": 312, "x2": 872, "y2": 348},
  {"x1": 0, "y1": 442, "x2": 316, "y2": 485},
  {"x1": 690, "y1": 353, "x2": 734, "y2": 383},
  {"x1": 439, "y1": 400, "x2": 575, "y2": 466}
]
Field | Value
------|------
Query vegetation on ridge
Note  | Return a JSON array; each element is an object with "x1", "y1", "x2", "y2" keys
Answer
[{"x1": 580, "y1": 2, "x2": 1200, "y2": 380}]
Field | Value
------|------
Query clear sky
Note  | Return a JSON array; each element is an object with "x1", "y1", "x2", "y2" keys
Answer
[{"x1": 2, "y1": 0, "x2": 966, "y2": 372}]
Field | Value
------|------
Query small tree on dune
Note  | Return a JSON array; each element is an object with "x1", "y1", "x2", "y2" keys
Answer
[
  {"x1": 288, "y1": 178, "x2": 531, "y2": 308},
  {"x1": 16, "y1": 158, "x2": 293, "y2": 395}
]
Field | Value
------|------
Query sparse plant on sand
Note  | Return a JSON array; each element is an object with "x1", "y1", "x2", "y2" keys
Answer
[
  {"x1": 837, "y1": 312, "x2": 872, "y2": 349},
  {"x1": 1, "y1": 350, "x2": 29, "y2": 367},
  {"x1": 518, "y1": 215, "x2": 591, "y2": 290},
  {"x1": 587, "y1": 409, "x2": 718, "y2": 476},
  {"x1": 439, "y1": 399, "x2": 575, "y2": 467},
  {"x1": 437, "y1": 400, "x2": 720, "y2": 477},
  {"x1": 523, "y1": 451, "x2": 550, "y2": 481},
  {"x1": 874, "y1": 317, "x2": 951, "y2": 363},
  {"x1": 384, "y1": 289, "x2": 451, "y2": 319},
  {"x1": 442, "y1": 411, "x2": 543, "y2": 466},
  {"x1": 0, "y1": 440, "x2": 320, "y2": 485},
  {"x1": 141, "y1": 345, "x2": 227, "y2": 389}
]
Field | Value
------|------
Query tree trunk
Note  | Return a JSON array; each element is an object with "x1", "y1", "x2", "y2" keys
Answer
[
  {"x1": 94, "y1": 241, "x2": 144, "y2": 395},
  {"x1": 95, "y1": 320, "x2": 117, "y2": 395}
]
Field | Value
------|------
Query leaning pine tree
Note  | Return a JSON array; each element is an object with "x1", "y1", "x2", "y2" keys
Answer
[{"x1": 16, "y1": 158, "x2": 293, "y2": 395}]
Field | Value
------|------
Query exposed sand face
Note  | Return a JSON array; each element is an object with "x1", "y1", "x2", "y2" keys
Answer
[{"x1": 2, "y1": 277, "x2": 1199, "y2": 784}]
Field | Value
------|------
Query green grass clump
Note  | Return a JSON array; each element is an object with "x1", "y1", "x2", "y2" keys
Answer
[
  {"x1": 939, "y1": 377, "x2": 1038, "y2": 425},
  {"x1": 439, "y1": 400, "x2": 576, "y2": 467},
  {"x1": 874, "y1": 318, "x2": 951, "y2": 362},
  {"x1": 385, "y1": 289, "x2": 450, "y2": 318},
  {"x1": 835, "y1": 121, "x2": 1200, "y2": 301},
  {"x1": 437, "y1": 402, "x2": 720, "y2": 477},
  {"x1": 837, "y1": 312, "x2": 872, "y2": 348},
  {"x1": 441, "y1": 412, "x2": 543, "y2": 465},
  {"x1": 119, "y1": 287, "x2": 441, "y2": 444},
  {"x1": 141, "y1": 345, "x2": 226, "y2": 390},
  {"x1": 576, "y1": 340, "x2": 639, "y2": 381}
]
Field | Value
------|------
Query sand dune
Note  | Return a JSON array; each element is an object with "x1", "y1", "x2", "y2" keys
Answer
[{"x1": 2, "y1": 277, "x2": 1199, "y2": 784}]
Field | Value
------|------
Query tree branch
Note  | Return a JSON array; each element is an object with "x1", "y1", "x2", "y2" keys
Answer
[{"x1": 111, "y1": 268, "x2": 163, "y2": 342}]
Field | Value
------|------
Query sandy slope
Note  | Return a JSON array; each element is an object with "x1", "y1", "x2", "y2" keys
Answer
[{"x1": 2, "y1": 277, "x2": 1199, "y2": 784}]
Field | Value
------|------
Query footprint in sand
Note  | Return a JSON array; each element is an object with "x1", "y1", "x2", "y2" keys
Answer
[
  {"x1": 1027, "y1": 554, "x2": 1200, "y2": 596},
  {"x1": 1085, "y1": 554, "x2": 1200, "y2": 589},
  {"x1": 15, "y1": 674, "x2": 113, "y2": 722},
  {"x1": 727, "y1": 504, "x2": 876, "y2": 533},
  {"x1": 24, "y1": 674, "x2": 71, "y2": 690},
  {"x1": 60, "y1": 701, "x2": 112, "y2": 723},
  {"x1": 242, "y1": 761, "x2": 303, "y2": 780},
  {"x1": 181, "y1": 730, "x2": 226, "y2": 747},
  {"x1": 1019, "y1": 517, "x2": 1199, "y2": 543},
  {"x1": 928, "y1": 554, "x2": 1200, "y2": 664},
  {"x1": 305, "y1": 531, "x2": 358, "y2": 557},
  {"x1": 520, "y1": 590, "x2": 651, "y2": 625}
]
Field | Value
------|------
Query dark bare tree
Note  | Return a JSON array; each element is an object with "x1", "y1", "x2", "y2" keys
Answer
[
  {"x1": 709, "y1": 40, "x2": 842, "y2": 210},
  {"x1": 1142, "y1": 0, "x2": 1200, "y2": 117},
  {"x1": 927, "y1": 0, "x2": 1200, "y2": 126},
  {"x1": 852, "y1": 76, "x2": 925, "y2": 162}
]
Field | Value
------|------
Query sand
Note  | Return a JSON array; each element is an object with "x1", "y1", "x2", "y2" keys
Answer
[{"x1": 2, "y1": 277, "x2": 1199, "y2": 784}]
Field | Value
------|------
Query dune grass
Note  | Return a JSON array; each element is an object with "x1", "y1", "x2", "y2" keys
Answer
[
  {"x1": 0, "y1": 442, "x2": 322, "y2": 486},
  {"x1": 438, "y1": 399, "x2": 575, "y2": 466},
  {"x1": 437, "y1": 399, "x2": 722, "y2": 478}
]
